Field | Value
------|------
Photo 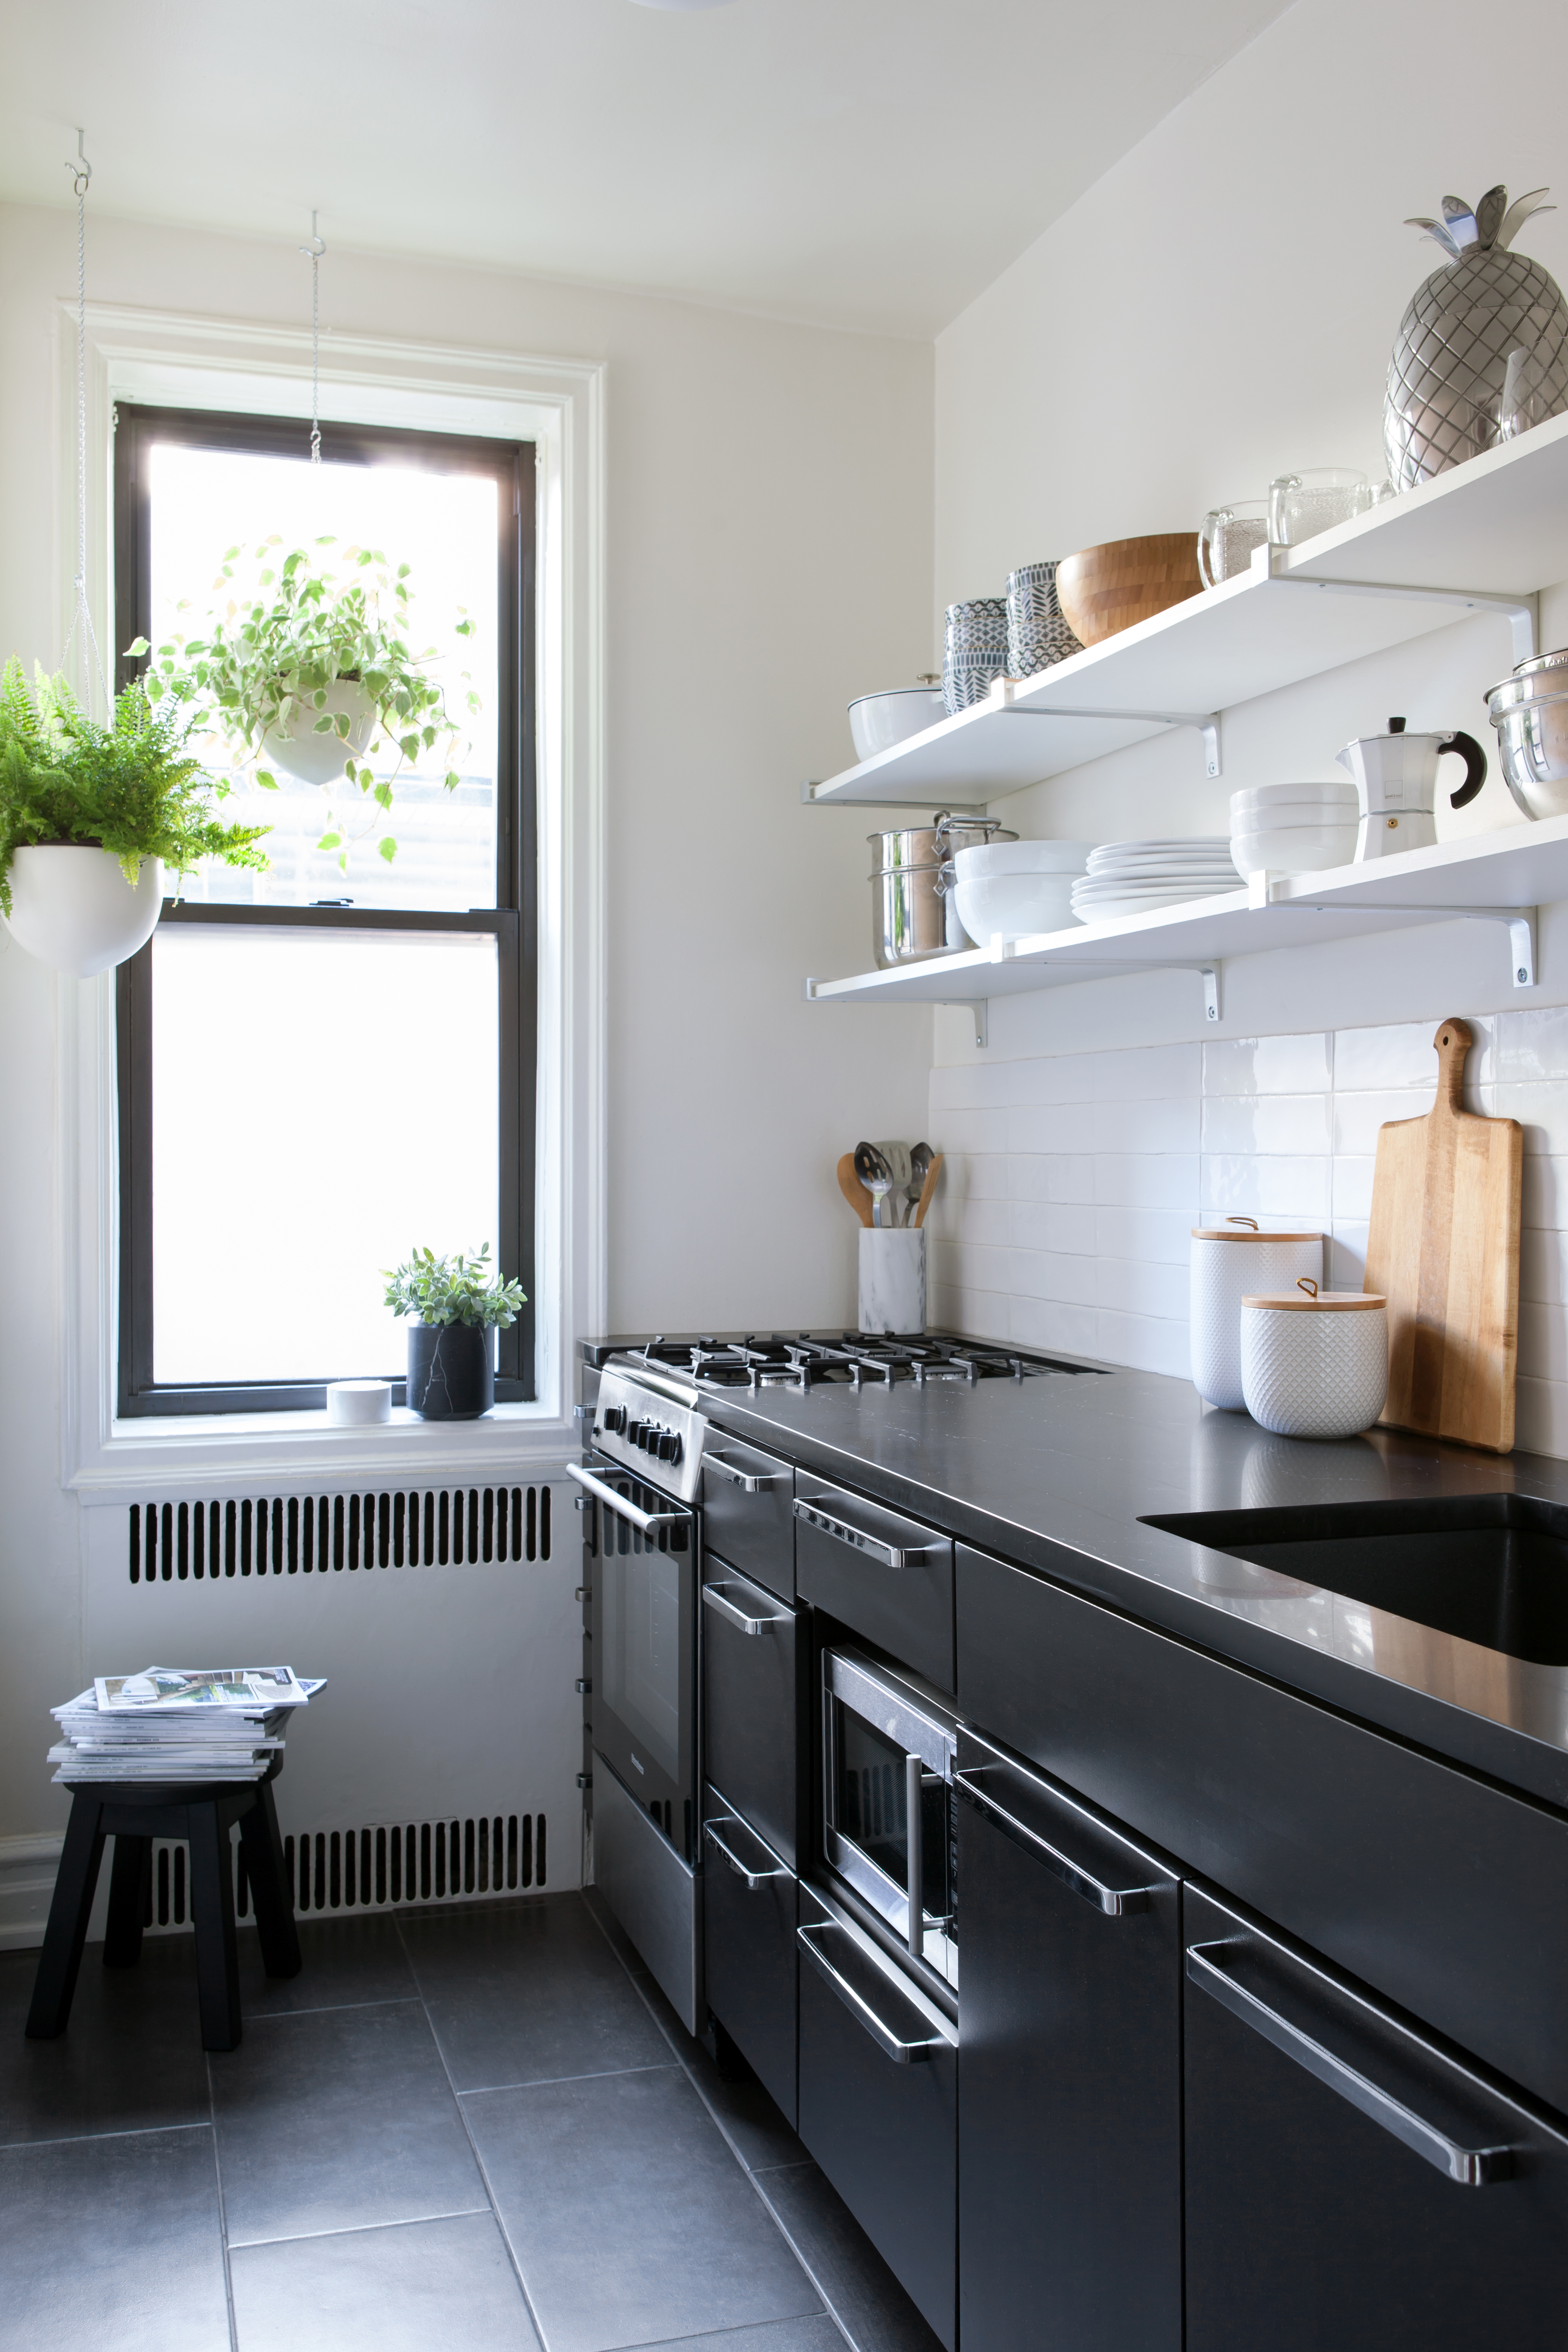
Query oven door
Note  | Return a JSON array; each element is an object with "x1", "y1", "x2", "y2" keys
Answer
[
  {"x1": 823, "y1": 1647, "x2": 958, "y2": 1988},
  {"x1": 578, "y1": 1453, "x2": 699, "y2": 1861}
]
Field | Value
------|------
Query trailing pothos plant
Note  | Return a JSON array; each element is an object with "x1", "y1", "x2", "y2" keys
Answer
[
  {"x1": 128, "y1": 536, "x2": 479, "y2": 872},
  {"x1": 0, "y1": 659, "x2": 270, "y2": 917},
  {"x1": 383, "y1": 1244, "x2": 526, "y2": 1331}
]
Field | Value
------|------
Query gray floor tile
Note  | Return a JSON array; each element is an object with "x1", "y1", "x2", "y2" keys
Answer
[
  {"x1": 238, "y1": 1911, "x2": 417, "y2": 2016},
  {"x1": 466, "y1": 2065, "x2": 823, "y2": 2352},
  {"x1": 212, "y1": 1997, "x2": 486, "y2": 2244},
  {"x1": 0, "y1": 2124, "x2": 229, "y2": 2352},
  {"x1": 231, "y1": 2210, "x2": 539, "y2": 2350},
  {"x1": 399, "y1": 1889, "x2": 670, "y2": 2091},
  {"x1": 618, "y1": 2324, "x2": 848, "y2": 2352},
  {"x1": 760, "y1": 2163, "x2": 946, "y2": 2352},
  {"x1": 0, "y1": 1936, "x2": 211, "y2": 2147},
  {"x1": 631, "y1": 1970, "x2": 809, "y2": 2174}
]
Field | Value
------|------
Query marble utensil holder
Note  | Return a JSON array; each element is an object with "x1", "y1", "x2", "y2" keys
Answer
[{"x1": 859, "y1": 1228, "x2": 926, "y2": 1337}]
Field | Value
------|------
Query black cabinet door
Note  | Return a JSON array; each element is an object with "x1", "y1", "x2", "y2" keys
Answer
[
  {"x1": 795, "y1": 1476, "x2": 954, "y2": 1691},
  {"x1": 956, "y1": 1733, "x2": 1182, "y2": 2352},
  {"x1": 701, "y1": 1561, "x2": 801, "y2": 1869},
  {"x1": 702, "y1": 1435, "x2": 796, "y2": 1599},
  {"x1": 702, "y1": 1787, "x2": 797, "y2": 2127},
  {"x1": 1185, "y1": 1883, "x2": 1568, "y2": 2352}
]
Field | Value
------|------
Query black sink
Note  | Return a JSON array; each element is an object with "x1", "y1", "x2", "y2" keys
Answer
[{"x1": 1142, "y1": 1494, "x2": 1568, "y2": 1666}]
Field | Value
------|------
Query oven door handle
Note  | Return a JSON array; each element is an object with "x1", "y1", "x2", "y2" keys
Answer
[
  {"x1": 565, "y1": 1460, "x2": 687, "y2": 1534},
  {"x1": 704, "y1": 1449, "x2": 789, "y2": 1494},
  {"x1": 797, "y1": 1924, "x2": 946, "y2": 2065},
  {"x1": 954, "y1": 1769, "x2": 1154, "y2": 1917},
  {"x1": 701, "y1": 1581, "x2": 787, "y2": 1637},
  {"x1": 792, "y1": 1498, "x2": 943, "y2": 1570},
  {"x1": 704, "y1": 1817, "x2": 789, "y2": 1888}
]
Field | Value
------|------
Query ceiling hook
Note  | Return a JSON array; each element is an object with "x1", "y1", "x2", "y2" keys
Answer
[
  {"x1": 299, "y1": 208, "x2": 326, "y2": 261},
  {"x1": 66, "y1": 128, "x2": 91, "y2": 198}
]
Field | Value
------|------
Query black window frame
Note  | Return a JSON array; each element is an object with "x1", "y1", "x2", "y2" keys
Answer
[{"x1": 113, "y1": 402, "x2": 537, "y2": 1416}]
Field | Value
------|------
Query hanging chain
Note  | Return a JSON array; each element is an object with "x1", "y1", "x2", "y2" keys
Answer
[
  {"x1": 300, "y1": 211, "x2": 326, "y2": 464},
  {"x1": 62, "y1": 130, "x2": 109, "y2": 713}
]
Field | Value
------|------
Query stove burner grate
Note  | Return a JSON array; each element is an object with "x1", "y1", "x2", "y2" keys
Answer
[{"x1": 628, "y1": 1332, "x2": 1089, "y2": 1393}]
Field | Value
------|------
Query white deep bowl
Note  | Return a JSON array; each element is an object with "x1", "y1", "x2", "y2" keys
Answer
[
  {"x1": 1230, "y1": 823, "x2": 1359, "y2": 878},
  {"x1": 1231, "y1": 781, "x2": 1358, "y2": 814},
  {"x1": 849, "y1": 686, "x2": 946, "y2": 762},
  {"x1": 1190, "y1": 1229, "x2": 1323, "y2": 1410},
  {"x1": 955, "y1": 869, "x2": 1081, "y2": 941},
  {"x1": 4, "y1": 846, "x2": 164, "y2": 977},
  {"x1": 953, "y1": 839, "x2": 1094, "y2": 880},
  {"x1": 1240, "y1": 1295, "x2": 1388, "y2": 1439}
]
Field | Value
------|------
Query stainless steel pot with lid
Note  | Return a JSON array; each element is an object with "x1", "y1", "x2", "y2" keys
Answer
[
  {"x1": 868, "y1": 810, "x2": 1017, "y2": 967},
  {"x1": 1483, "y1": 647, "x2": 1568, "y2": 820}
]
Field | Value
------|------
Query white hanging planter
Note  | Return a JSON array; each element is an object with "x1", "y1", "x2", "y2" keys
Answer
[
  {"x1": 3, "y1": 846, "x2": 164, "y2": 977},
  {"x1": 261, "y1": 678, "x2": 379, "y2": 788}
]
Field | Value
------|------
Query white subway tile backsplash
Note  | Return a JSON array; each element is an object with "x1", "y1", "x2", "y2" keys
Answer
[
  {"x1": 1330, "y1": 1222, "x2": 1370, "y2": 1289},
  {"x1": 1204, "y1": 1033, "x2": 1331, "y2": 1096},
  {"x1": 1096, "y1": 1256, "x2": 1186, "y2": 1320},
  {"x1": 1202, "y1": 1094, "x2": 1331, "y2": 1155},
  {"x1": 1492, "y1": 1003, "x2": 1568, "y2": 1084},
  {"x1": 1523, "y1": 1158, "x2": 1568, "y2": 1231},
  {"x1": 953, "y1": 1196, "x2": 1013, "y2": 1250},
  {"x1": 1520, "y1": 1228, "x2": 1568, "y2": 1306},
  {"x1": 1516, "y1": 1375, "x2": 1568, "y2": 1458},
  {"x1": 1091, "y1": 1042, "x2": 1203, "y2": 1102},
  {"x1": 948, "y1": 1153, "x2": 1010, "y2": 1202},
  {"x1": 1331, "y1": 1156, "x2": 1377, "y2": 1221},
  {"x1": 1331, "y1": 1017, "x2": 1495, "y2": 1092},
  {"x1": 1008, "y1": 1296, "x2": 1099, "y2": 1358},
  {"x1": 1094, "y1": 1154, "x2": 1200, "y2": 1210},
  {"x1": 1095, "y1": 1207, "x2": 1193, "y2": 1264},
  {"x1": 1091, "y1": 1096, "x2": 1201, "y2": 1154},
  {"x1": 936, "y1": 1106, "x2": 1010, "y2": 1156},
  {"x1": 1519, "y1": 1301, "x2": 1568, "y2": 1383},
  {"x1": 1202, "y1": 1154, "x2": 1330, "y2": 1219},
  {"x1": 1012, "y1": 1249, "x2": 1098, "y2": 1305},
  {"x1": 1491, "y1": 1083, "x2": 1568, "y2": 1157},
  {"x1": 1331, "y1": 1089, "x2": 1429, "y2": 1154},
  {"x1": 1096, "y1": 1308, "x2": 1190, "y2": 1379}
]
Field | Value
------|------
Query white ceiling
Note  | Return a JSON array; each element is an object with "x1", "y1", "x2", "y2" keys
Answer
[{"x1": 0, "y1": 0, "x2": 1289, "y2": 338}]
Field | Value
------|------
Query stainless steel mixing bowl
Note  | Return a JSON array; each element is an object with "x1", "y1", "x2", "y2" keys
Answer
[{"x1": 1485, "y1": 649, "x2": 1568, "y2": 820}]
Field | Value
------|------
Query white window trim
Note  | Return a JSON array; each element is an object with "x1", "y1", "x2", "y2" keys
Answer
[{"x1": 55, "y1": 301, "x2": 606, "y2": 1502}]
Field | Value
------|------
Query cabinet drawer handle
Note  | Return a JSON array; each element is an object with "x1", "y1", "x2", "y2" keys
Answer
[
  {"x1": 704, "y1": 1818, "x2": 788, "y2": 1889},
  {"x1": 565, "y1": 1461, "x2": 686, "y2": 1534},
  {"x1": 706, "y1": 1450, "x2": 788, "y2": 1493},
  {"x1": 954, "y1": 1769, "x2": 1153, "y2": 1916},
  {"x1": 792, "y1": 1497, "x2": 943, "y2": 1569},
  {"x1": 701, "y1": 1582, "x2": 787, "y2": 1637},
  {"x1": 798, "y1": 1923, "x2": 946, "y2": 2065},
  {"x1": 1186, "y1": 1943, "x2": 1514, "y2": 2187}
]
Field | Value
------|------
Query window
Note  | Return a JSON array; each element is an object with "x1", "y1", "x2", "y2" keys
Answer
[{"x1": 113, "y1": 405, "x2": 536, "y2": 1413}]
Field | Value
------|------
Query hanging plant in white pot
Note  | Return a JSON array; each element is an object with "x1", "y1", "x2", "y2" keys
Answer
[
  {"x1": 0, "y1": 661, "x2": 270, "y2": 978},
  {"x1": 130, "y1": 537, "x2": 476, "y2": 874}
]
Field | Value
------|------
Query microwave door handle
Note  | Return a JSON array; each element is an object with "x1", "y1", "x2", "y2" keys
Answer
[
  {"x1": 792, "y1": 1498, "x2": 942, "y2": 1570},
  {"x1": 564, "y1": 1461, "x2": 687, "y2": 1534},
  {"x1": 797, "y1": 1925, "x2": 945, "y2": 2065},
  {"x1": 905, "y1": 1754, "x2": 924, "y2": 1960},
  {"x1": 705, "y1": 1450, "x2": 788, "y2": 1493},
  {"x1": 954, "y1": 1768, "x2": 1154, "y2": 1916},
  {"x1": 1186, "y1": 1944, "x2": 1513, "y2": 2187},
  {"x1": 703, "y1": 1818, "x2": 788, "y2": 1889}
]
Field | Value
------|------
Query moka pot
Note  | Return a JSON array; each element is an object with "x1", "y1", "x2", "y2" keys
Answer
[{"x1": 1335, "y1": 716, "x2": 1488, "y2": 859}]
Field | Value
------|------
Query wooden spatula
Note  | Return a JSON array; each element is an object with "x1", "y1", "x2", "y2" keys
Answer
[
  {"x1": 837, "y1": 1153, "x2": 874, "y2": 1227},
  {"x1": 1363, "y1": 1017, "x2": 1522, "y2": 1452}
]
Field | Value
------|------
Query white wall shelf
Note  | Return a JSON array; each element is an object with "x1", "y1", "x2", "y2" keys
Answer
[
  {"x1": 802, "y1": 411, "x2": 1568, "y2": 810},
  {"x1": 805, "y1": 812, "x2": 1568, "y2": 1023}
]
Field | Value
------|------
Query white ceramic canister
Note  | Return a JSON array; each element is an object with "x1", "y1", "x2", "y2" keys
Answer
[
  {"x1": 1240, "y1": 1278, "x2": 1388, "y2": 1441},
  {"x1": 859, "y1": 1228, "x2": 926, "y2": 1337},
  {"x1": 1190, "y1": 1219, "x2": 1323, "y2": 1410}
]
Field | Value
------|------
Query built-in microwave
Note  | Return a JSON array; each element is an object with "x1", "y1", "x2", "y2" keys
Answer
[{"x1": 821, "y1": 1645, "x2": 959, "y2": 1991}]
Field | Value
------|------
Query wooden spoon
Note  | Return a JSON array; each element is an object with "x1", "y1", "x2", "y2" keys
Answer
[
  {"x1": 837, "y1": 1153, "x2": 874, "y2": 1228},
  {"x1": 912, "y1": 1151, "x2": 944, "y2": 1228}
]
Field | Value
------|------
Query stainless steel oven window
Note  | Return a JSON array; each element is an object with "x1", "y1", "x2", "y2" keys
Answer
[
  {"x1": 601, "y1": 1508, "x2": 688, "y2": 1783},
  {"x1": 823, "y1": 1648, "x2": 958, "y2": 1988}
]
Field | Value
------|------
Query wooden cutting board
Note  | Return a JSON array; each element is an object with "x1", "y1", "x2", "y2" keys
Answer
[{"x1": 1363, "y1": 1017, "x2": 1522, "y2": 1453}]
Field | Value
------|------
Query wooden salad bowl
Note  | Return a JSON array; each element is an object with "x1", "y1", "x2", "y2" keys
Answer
[{"x1": 1054, "y1": 534, "x2": 1203, "y2": 648}]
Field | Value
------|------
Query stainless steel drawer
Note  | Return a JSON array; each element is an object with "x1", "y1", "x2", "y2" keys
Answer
[
  {"x1": 702, "y1": 1788, "x2": 797, "y2": 2128},
  {"x1": 794, "y1": 1475, "x2": 954, "y2": 1691},
  {"x1": 702, "y1": 1561, "x2": 802, "y2": 1868},
  {"x1": 702, "y1": 1432, "x2": 796, "y2": 1600}
]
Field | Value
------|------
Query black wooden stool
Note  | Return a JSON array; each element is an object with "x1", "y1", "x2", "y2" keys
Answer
[{"x1": 25, "y1": 1769, "x2": 301, "y2": 2052}]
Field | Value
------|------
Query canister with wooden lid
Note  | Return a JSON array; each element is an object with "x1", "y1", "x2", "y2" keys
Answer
[
  {"x1": 1240, "y1": 1277, "x2": 1388, "y2": 1440},
  {"x1": 1190, "y1": 1218, "x2": 1323, "y2": 1410}
]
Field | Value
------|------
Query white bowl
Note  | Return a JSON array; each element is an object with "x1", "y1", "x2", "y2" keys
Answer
[
  {"x1": 955, "y1": 869, "x2": 1083, "y2": 940},
  {"x1": 1232, "y1": 781, "x2": 1357, "y2": 812},
  {"x1": 1230, "y1": 823, "x2": 1359, "y2": 877},
  {"x1": 952, "y1": 839, "x2": 1093, "y2": 880},
  {"x1": 849, "y1": 686, "x2": 946, "y2": 762},
  {"x1": 1240, "y1": 1291, "x2": 1387, "y2": 1439}
]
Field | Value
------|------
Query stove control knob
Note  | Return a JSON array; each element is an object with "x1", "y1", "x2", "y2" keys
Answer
[
  {"x1": 624, "y1": 1418, "x2": 645, "y2": 1447},
  {"x1": 602, "y1": 1406, "x2": 627, "y2": 1435},
  {"x1": 657, "y1": 1430, "x2": 681, "y2": 1464},
  {"x1": 638, "y1": 1424, "x2": 656, "y2": 1452}
]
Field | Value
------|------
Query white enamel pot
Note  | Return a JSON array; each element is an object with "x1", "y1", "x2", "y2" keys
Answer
[
  {"x1": 1190, "y1": 1219, "x2": 1323, "y2": 1410},
  {"x1": 1240, "y1": 1277, "x2": 1388, "y2": 1440},
  {"x1": 3, "y1": 847, "x2": 164, "y2": 977},
  {"x1": 261, "y1": 678, "x2": 378, "y2": 787}
]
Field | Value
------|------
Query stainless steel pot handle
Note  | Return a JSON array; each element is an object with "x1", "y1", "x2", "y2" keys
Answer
[
  {"x1": 1186, "y1": 1943, "x2": 1513, "y2": 2186},
  {"x1": 704, "y1": 1818, "x2": 788, "y2": 1889},
  {"x1": 701, "y1": 1581, "x2": 785, "y2": 1637},
  {"x1": 797, "y1": 1924, "x2": 946, "y2": 2065},
  {"x1": 565, "y1": 1461, "x2": 686, "y2": 1534},
  {"x1": 704, "y1": 1449, "x2": 789, "y2": 1494},
  {"x1": 954, "y1": 1769, "x2": 1153, "y2": 1916},
  {"x1": 792, "y1": 1497, "x2": 943, "y2": 1569}
]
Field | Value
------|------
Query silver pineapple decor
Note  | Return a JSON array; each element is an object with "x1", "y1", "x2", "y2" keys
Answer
[{"x1": 1385, "y1": 184, "x2": 1568, "y2": 489}]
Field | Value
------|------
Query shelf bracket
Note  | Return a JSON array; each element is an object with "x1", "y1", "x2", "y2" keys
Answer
[
  {"x1": 998, "y1": 694, "x2": 1222, "y2": 778},
  {"x1": 1266, "y1": 549, "x2": 1539, "y2": 667},
  {"x1": 940, "y1": 1000, "x2": 989, "y2": 1048},
  {"x1": 1260, "y1": 891, "x2": 1538, "y2": 989}
]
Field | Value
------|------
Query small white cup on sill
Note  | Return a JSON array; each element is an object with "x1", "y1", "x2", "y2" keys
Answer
[
  {"x1": 859, "y1": 1228, "x2": 926, "y2": 1337},
  {"x1": 326, "y1": 1380, "x2": 394, "y2": 1426}
]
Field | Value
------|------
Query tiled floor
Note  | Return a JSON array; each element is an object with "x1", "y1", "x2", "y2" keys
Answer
[{"x1": 0, "y1": 1885, "x2": 943, "y2": 2352}]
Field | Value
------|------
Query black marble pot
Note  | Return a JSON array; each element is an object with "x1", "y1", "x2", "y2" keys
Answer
[{"x1": 407, "y1": 1321, "x2": 495, "y2": 1419}]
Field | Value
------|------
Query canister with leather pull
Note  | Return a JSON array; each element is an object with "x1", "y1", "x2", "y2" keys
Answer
[
  {"x1": 1240, "y1": 1277, "x2": 1389, "y2": 1440},
  {"x1": 1190, "y1": 1218, "x2": 1323, "y2": 1410}
]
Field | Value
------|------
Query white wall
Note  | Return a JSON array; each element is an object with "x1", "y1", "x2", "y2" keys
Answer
[
  {"x1": 927, "y1": 0, "x2": 1568, "y2": 1448},
  {"x1": 0, "y1": 206, "x2": 934, "y2": 1842}
]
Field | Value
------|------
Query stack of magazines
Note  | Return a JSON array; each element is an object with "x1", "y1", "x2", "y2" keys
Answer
[{"x1": 47, "y1": 1667, "x2": 325, "y2": 1786}]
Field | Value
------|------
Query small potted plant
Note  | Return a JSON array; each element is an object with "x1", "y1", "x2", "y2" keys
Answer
[
  {"x1": 129, "y1": 536, "x2": 477, "y2": 875},
  {"x1": 0, "y1": 660, "x2": 269, "y2": 977},
  {"x1": 383, "y1": 1244, "x2": 526, "y2": 1421}
]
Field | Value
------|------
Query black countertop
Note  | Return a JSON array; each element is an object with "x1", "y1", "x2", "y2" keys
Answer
[{"x1": 660, "y1": 1351, "x2": 1568, "y2": 1812}]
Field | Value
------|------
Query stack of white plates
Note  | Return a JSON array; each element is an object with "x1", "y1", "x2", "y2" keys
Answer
[{"x1": 1071, "y1": 838, "x2": 1241, "y2": 923}]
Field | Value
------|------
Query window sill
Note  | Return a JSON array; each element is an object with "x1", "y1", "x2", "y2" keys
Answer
[{"x1": 71, "y1": 1400, "x2": 578, "y2": 1506}]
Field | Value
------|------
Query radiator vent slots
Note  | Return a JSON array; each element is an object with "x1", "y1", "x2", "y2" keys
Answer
[
  {"x1": 129, "y1": 1484, "x2": 552, "y2": 1584},
  {"x1": 139, "y1": 1810, "x2": 546, "y2": 1930}
]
